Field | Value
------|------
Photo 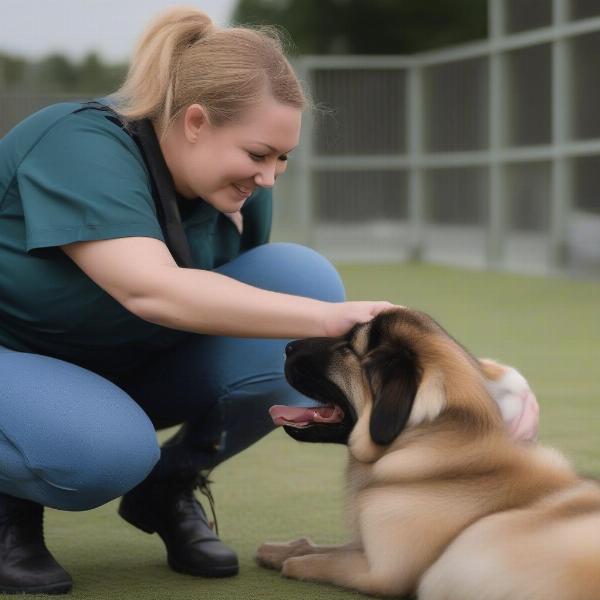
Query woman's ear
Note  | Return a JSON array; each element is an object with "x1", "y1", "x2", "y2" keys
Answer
[
  {"x1": 183, "y1": 104, "x2": 210, "y2": 142},
  {"x1": 367, "y1": 346, "x2": 421, "y2": 446}
]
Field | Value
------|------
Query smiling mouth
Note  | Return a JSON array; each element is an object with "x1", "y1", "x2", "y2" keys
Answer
[{"x1": 232, "y1": 183, "x2": 253, "y2": 198}]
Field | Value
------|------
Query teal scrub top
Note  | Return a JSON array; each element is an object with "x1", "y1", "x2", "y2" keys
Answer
[{"x1": 0, "y1": 102, "x2": 273, "y2": 376}]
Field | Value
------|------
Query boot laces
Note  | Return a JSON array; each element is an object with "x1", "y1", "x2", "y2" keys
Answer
[
  {"x1": 194, "y1": 470, "x2": 219, "y2": 537},
  {"x1": 174, "y1": 469, "x2": 219, "y2": 537}
]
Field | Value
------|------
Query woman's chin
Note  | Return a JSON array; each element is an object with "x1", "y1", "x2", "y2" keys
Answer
[{"x1": 200, "y1": 191, "x2": 247, "y2": 214}]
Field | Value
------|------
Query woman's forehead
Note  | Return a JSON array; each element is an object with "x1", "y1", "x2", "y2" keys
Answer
[{"x1": 228, "y1": 98, "x2": 301, "y2": 147}]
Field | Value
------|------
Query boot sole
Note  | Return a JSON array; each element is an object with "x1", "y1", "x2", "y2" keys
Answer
[
  {"x1": 167, "y1": 556, "x2": 239, "y2": 578},
  {"x1": 0, "y1": 580, "x2": 73, "y2": 595}
]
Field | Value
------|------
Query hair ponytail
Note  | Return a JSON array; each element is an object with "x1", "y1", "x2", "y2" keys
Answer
[{"x1": 110, "y1": 6, "x2": 305, "y2": 134}]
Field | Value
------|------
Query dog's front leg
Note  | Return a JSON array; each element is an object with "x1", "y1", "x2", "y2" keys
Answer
[
  {"x1": 256, "y1": 539, "x2": 360, "y2": 571},
  {"x1": 282, "y1": 550, "x2": 401, "y2": 597}
]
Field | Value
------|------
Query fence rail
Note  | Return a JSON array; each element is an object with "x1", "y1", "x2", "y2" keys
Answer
[{"x1": 272, "y1": 0, "x2": 600, "y2": 276}]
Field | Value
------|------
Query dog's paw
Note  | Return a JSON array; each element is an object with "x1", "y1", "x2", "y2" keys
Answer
[
  {"x1": 255, "y1": 538, "x2": 315, "y2": 571},
  {"x1": 480, "y1": 359, "x2": 539, "y2": 442},
  {"x1": 281, "y1": 555, "x2": 310, "y2": 580}
]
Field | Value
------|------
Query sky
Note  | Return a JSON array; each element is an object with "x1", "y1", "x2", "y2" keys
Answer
[{"x1": 0, "y1": 0, "x2": 238, "y2": 63}]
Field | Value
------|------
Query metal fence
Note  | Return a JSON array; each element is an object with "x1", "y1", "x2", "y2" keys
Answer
[
  {"x1": 2, "y1": 0, "x2": 600, "y2": 275},
  {"x1": 274, "y1": 0, "x2": 600, "y2": 275}
]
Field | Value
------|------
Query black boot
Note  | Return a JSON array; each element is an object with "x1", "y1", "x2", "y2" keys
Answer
[
  {"x1": 0, "y1": 493, "x2": 72, "y2": 594},
  {"x1": 118, "y1": 469, "x2": 239, "y2": 578}
]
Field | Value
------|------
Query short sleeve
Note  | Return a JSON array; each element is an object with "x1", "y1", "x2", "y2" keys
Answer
[{"x1": 16, "y1": 110, "x2": 164, "y2": 252}]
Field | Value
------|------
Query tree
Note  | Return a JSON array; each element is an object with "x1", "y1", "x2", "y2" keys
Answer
[
  {"x1": 233, "y1": 0, "x2": 488, "y2": 55},
  {"x1": 35, "y1": 53, "x2": 78, "y2": 91},
  {"x1": 0, "y1": 50, "x2": 128, "y2": 94},
  {"x1": 77, "y1": 52, "x2": 123, "y2": 94},
  {"x1": 0, "y1": 52, "x2": 27, "y2": 89}
]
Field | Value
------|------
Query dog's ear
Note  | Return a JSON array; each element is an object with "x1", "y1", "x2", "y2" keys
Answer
[{"x1": 366, "y1": 346, "x2": 421, "y2": 446}]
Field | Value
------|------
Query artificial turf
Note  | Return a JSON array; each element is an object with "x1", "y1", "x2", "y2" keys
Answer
[{"x1": 18, "y1": 263, "x2": 600, "y2": 599}]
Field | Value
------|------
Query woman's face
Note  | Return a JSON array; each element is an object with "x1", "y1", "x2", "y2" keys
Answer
[{"x1": 163, "y1": 95, "x2": 302, "y2": 213}]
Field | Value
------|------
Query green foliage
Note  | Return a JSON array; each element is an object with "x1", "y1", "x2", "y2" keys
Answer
[
  {"x1": 233, "y1": 0, "x2": 488, "y2": 55},
  {"x1": 0, "y1": 50, "x2": 127, "y2": 94},
  {"x1": 0, "y1": 52, "x2": 27, "y2": 88},
  {"x1": 35, "y1": 53, "x2": 79, "y2": 91}
]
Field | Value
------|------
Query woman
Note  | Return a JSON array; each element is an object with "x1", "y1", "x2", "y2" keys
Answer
[
  {"x1": 0, "y1": 6, "x2": 538, "y2": 594},
  {"x1": 0, "y1": 6, "x2": 395, "y2": 594}
]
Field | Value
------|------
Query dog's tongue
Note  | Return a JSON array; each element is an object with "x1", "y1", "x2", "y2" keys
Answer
[{"x1": 269, "y1": 405, "x2": 344, "y2": 428}]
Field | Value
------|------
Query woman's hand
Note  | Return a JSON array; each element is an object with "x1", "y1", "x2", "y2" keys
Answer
[
  {"x1": 321, "y1": 301, "x2": 396, "y2": 338},
  {"x1": 482, "y1": 361, "x2": 540, "y2": 443}
]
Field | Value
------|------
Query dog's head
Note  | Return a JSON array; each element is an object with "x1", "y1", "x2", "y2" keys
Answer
[{"x1": 270, "y1": 308, "x2": 503, "y2": 462}]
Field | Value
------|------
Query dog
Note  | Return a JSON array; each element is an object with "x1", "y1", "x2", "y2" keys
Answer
[{"x1": 256, "y1": 307, "x2": 600, "y2": 599}]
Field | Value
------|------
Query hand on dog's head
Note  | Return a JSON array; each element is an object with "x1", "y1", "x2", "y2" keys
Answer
[{"x1": 277, "y1": 308, "x2": 502, "y2": 460}]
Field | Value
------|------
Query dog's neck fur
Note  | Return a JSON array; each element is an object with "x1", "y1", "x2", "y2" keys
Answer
[
  {"x1": 347, "y1": 357, "x2": 504, "y2": 467},
  {"x1": 347, "y1": 405, "x2": 580, "y2": 516}
]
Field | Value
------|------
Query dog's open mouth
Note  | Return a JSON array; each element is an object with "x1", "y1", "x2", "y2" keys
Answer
[
  {"x1": 275, "y1": 350, "x2": 357, "y2": 444},
  {"x1": 269, "y1": 404, "x2": 345, "y2": 429}
]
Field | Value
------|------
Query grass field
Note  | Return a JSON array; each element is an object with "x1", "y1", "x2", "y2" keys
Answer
[{"x1": 22, "y1": 263, "x2": 600, "y2": 599}]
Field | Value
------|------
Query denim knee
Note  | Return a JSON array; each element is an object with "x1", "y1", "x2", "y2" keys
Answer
[
  {"x1": 69, "y1": 427, "x2": 159, "y2": 510},
  {"x1": 18, "y1": 418, "x2": 160, "y2": 511},
  {"x1": 257, "y1": 242, "x2": 345, "y2": 301},
  {"x1": 0, "y1": 348, "x2": 161, "y2": 511},
  {"x1": 223, "y1": 242, "x2": 346, "y2": 302},
  {"x1": 57, "y1": 423, "x2": 159, "y2": 511}
]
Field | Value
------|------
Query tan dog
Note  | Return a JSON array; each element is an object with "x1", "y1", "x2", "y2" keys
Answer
[{"x1": 257, "y1": 308, "x2": 600, "y2": 599}]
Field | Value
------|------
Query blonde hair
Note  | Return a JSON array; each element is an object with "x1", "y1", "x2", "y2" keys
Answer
[{"x1": 110, "y1": 5, "x2": 306, "y2": 134}]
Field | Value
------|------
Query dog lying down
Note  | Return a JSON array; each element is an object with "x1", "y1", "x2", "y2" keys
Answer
[{"x1": 256, "y1": 307, "x2": 600, "y2": 600}]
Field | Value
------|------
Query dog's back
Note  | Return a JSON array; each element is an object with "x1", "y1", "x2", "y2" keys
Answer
[
  {"x1": 350, "y1": 409, "x2": 600, "y2": 600},
  {"x1": 416, "y1": 440, "x2": 600, "y2": 600}
]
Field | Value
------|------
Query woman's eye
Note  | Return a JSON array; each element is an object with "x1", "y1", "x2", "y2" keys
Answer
[{"x1": 249, "y1": 152, "x2": 289, "y2": 162}]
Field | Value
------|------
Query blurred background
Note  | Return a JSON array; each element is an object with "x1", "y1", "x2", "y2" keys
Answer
[
  {"x1": 2, "y1": 5, "x2": 598, "y2": 599},
  {"x1": 2, "y1": 0, "x2": 600, "y2": 278}
]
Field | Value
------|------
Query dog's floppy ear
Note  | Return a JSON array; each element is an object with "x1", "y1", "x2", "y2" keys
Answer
[{"x1": 366, "y1": 346, "x2": 421, "y2": 445}]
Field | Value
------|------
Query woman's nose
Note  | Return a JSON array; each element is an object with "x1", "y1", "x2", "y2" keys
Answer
[
  {"x1": 255, "y1": 158, "x2": 286, "y2": 188},
  {"x1": 254, "y1": 167, "x2": 276, "y2": 188}
]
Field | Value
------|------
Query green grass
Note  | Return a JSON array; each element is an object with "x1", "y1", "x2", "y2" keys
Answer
[{"x1": 18, "y1": 264, "x2": 600, "y2": 599}]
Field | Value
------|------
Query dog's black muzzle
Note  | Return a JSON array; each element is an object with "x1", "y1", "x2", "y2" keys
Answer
[{"x1": 283, "y1": 338, "x2": 357, "y2": 445}]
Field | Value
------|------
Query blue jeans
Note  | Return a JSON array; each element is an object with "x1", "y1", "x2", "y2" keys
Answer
[{"x1": 0, "y1": 243, "x2": 345, "y2": 511}]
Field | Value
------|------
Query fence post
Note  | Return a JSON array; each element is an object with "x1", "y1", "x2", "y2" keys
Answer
[
  {"x1": 550, "y1": 0, "x2": 572, "y2": 270},
  {"x1": 407, "y1": 65, "x2": 424, "y2": 261},
  {"x1": 487, "y1": 0, "x2": 506, "y2": 269}
]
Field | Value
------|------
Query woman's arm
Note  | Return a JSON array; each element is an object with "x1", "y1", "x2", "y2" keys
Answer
[{"x1": 62, "y1": 237, "x2": 391, "y2": 338}]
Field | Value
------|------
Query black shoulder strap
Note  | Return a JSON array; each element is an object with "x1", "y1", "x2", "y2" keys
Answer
[
  {"x1": 128, "y1": 118, "x2": 194, "y2": 268},
  {"x1": 75, "y1": 101, "x2": 194, "y2": 268}
]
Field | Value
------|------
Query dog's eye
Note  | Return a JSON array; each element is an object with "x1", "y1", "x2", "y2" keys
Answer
[{"x1": 344, "y1": 344, "x2": 361, "y2": 358}]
